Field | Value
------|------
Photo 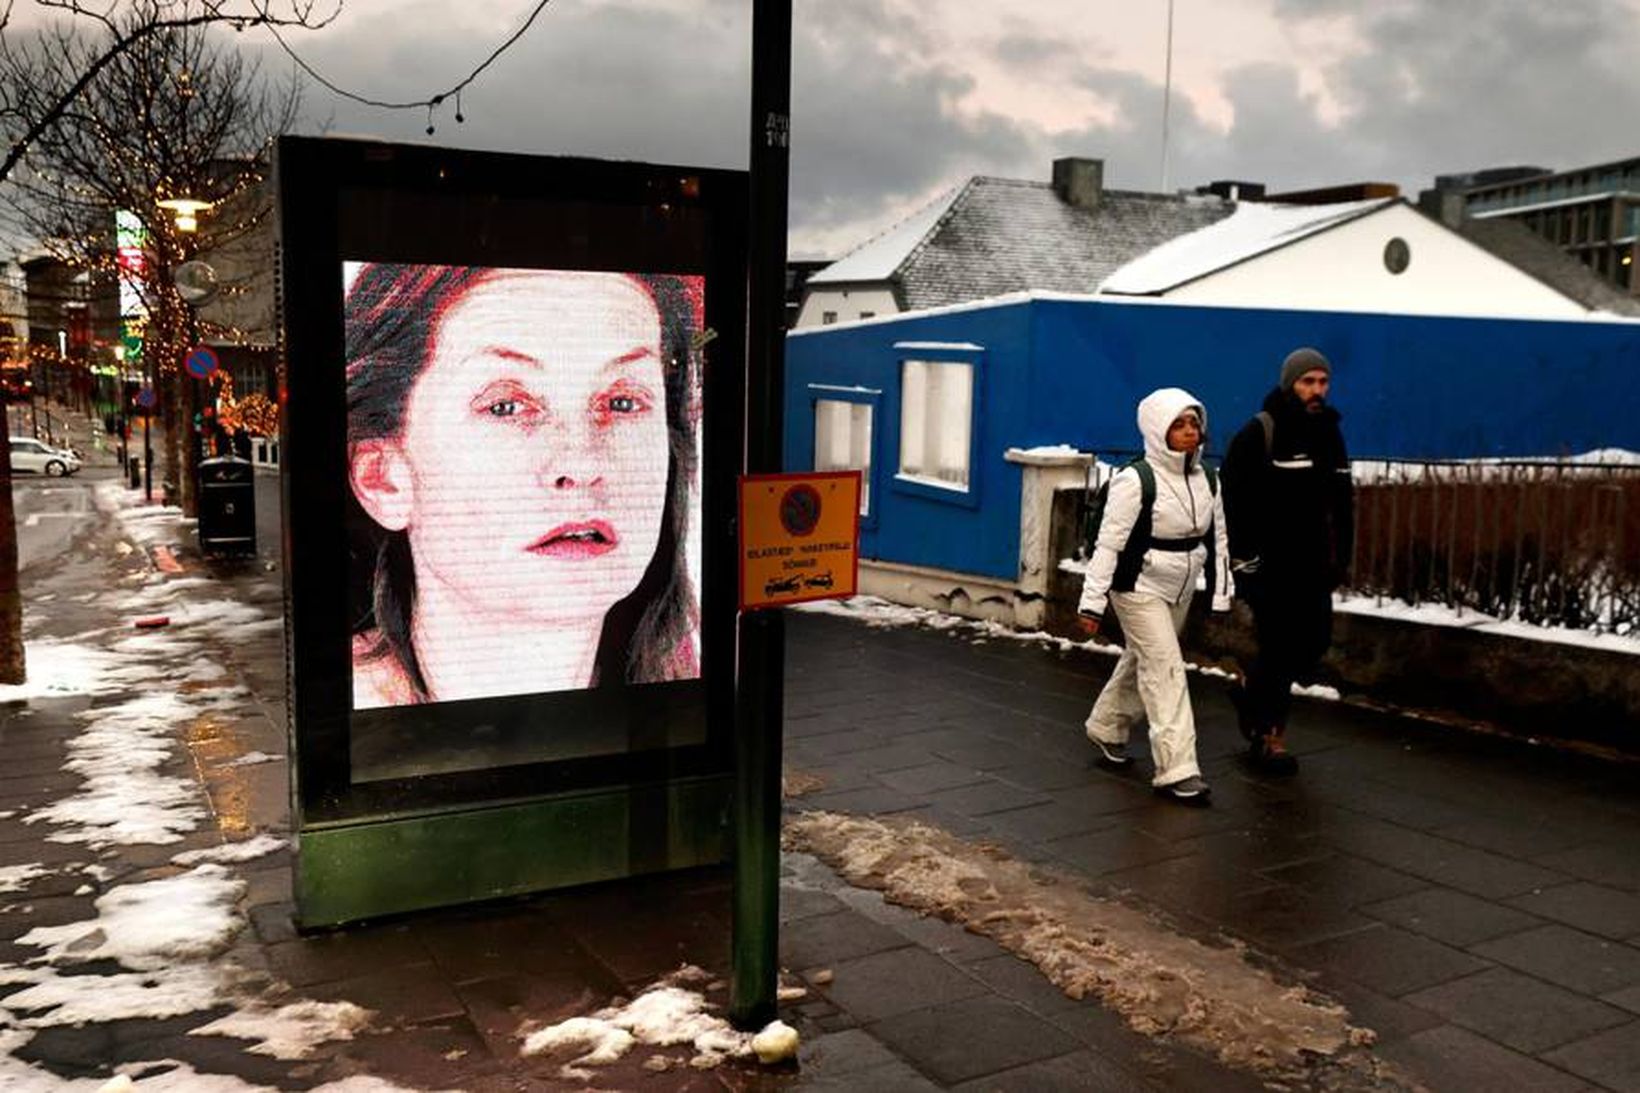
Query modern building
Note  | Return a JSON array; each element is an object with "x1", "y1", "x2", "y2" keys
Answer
[
  {"x1": 18, "y1": 252, "x2": 120, "y2": 412},
  {"x1": 1421, "y1": 158, "x2": 1640, "y2": 296}
]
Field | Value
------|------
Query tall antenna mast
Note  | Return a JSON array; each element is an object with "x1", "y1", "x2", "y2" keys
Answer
[{"x1": 1160, "y1": 0, "x2": 1175, "y2": 193}]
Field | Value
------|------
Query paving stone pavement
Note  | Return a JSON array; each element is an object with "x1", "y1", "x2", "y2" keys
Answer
[{"x1": 2, "y1": 455, "x2": 1639, "y2": 1090}]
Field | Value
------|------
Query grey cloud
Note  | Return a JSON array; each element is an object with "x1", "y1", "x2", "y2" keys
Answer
[
  {"x1": 991, "y1": 33, "x2": 1080, "y2": 69},
  {"x1": 251, "y1": 0, "x2": 1640, "y2": 262},
  {"x1": 790, "y1": 15, "x2": 1035, "y2": 241},
  {"x1": 1324, "y1": 0, "x2": 1640, "y2": 180},
  {"x1": 1267, "y1": 0, "x2": 1362, "y2": 19},
  {"x1": 260, "y1": 0, "x2": 1033, "y2": 253}
]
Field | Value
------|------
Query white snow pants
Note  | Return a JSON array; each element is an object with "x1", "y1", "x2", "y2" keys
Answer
[{"x1": 1085, "y1": 590, "x2": 1201, "y2": 787}]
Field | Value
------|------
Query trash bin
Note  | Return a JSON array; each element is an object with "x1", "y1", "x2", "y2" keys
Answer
[{"x1": 197, "y1": 456, "x2": 256, "y2": 556}]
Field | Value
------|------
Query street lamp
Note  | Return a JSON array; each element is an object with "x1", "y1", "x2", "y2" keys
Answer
[{"x1": 156, "y1": 197, "x2": 213, "y2": 233}]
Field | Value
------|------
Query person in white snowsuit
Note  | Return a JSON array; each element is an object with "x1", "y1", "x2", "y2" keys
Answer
[{"x1": 1077, "y1": 387, "x2": 1232, "y2": 802}]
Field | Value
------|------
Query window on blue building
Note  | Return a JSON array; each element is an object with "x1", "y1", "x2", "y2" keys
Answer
[
  {"x1": 814, "y1": 398, "x2": 873, "y2": 514},
  {"x1": 898, "y1": 359, "x2": 972, "y2": 490}
]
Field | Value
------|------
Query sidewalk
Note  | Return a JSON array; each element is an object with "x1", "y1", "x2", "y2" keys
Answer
[{"x1": 1, "y1": 479, "x2": 1638, "y2": 1090}]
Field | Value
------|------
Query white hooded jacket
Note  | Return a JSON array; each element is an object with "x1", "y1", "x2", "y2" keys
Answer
[{"x1": 1078, "y1": 387, "x2": 1234, "y2": 619}]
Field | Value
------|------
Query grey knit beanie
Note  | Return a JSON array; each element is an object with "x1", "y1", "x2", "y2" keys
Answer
[{"x1": 1280, "y1": 347, "x2": 1331, "y2": 391}]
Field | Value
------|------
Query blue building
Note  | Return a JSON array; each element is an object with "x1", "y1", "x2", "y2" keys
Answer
[{"x1": 784, "y1": 293, "x2": 1640, "y2": 626}]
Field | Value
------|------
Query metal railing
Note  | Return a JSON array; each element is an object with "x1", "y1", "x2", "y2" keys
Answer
[
  {"x1": 1075, "y1": 452, "x2": 1640, "y2": 635},
  {"x1": 1352, "y1": 458, "x2": 1639, "y2": 635}
]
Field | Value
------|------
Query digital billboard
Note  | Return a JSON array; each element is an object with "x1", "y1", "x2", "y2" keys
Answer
[
  {"x1": 342, "y1": 263, "x2": 705, "y2": 712},
  {"x1": 279, "y1": 137, "x2": 745, "y2": 864}
]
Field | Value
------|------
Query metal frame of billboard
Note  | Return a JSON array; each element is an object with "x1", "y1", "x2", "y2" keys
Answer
[{"x1": 275, "y1": 135, "x2": 747, "y2": 928}]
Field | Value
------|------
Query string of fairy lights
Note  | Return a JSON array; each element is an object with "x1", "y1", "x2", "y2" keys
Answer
[
  {"x1": 11, "y1": 2, "x2": 556, "y2": 440},
  {"x1": 13, "y1": 110, "x2": 284, "y2": 436}
]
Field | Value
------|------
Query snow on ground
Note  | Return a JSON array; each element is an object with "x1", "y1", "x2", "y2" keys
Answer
[
  {"x1": 1, "y1": 963, "x2": 226, "y2": 1026},
  {"x1": 0, "y1": 640, "x2": 152, "y2": 701},
  {"x1": 21, "y1": 865, "x2": 245, "y2": 969},
  {"x1": 25, "y1": 689, "x2": 218, "y2": 848},
  {"x1": 190, "y1": 1000, "x2": 373, "y2": 1059},
  {"x1": 0, "y1": 864, "x2": 51, "y2": 894},
  {"x1": 785, "y1": 811, "x2": 1399, "y2": 1088},
  {"x1": 1, "y1": 489, "x2": 375, "y2": 1086},
  {"x1": 224, "y1": 751, "x2": 281, "y2": 768},
  {"x1": 521, "y1": 965, "x2": 756, "y2": 1079},
  {"x1": 810, "y1": 587, "x2": 1640, "y2": 688},
  {"x1": 173, "y1": 834, "x2": 288, "y2": 867},
  {"x1": 794, "y1": 595, "x2": 1122, "y2": 658},
  {"x1": 0, "y1": 1048, "x2": 432, "y2": 1092},
  {"x1": 1335, "y1": 594, "x2": 1640, "y2": 655}
]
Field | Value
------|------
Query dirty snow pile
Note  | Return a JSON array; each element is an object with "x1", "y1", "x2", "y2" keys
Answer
[
  {"x1": 784, "y1": 811, "x2": 1407, "y2": 1088},
  {"x1": 521, "y1": 964, "x2": 796, "y2": 1080}
]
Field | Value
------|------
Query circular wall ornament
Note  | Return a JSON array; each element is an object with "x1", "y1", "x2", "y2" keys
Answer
[{"x1": 1383, "y1": 237, "x2": 1411, "y2": 275}]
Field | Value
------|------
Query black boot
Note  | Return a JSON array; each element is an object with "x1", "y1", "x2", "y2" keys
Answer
[
  {"x1": 1251, "y1": 731, "x2": 1299, "y2": 776},
  {"x1": 1230, "y1": 684, "x2": 1259, "y2": 743}
]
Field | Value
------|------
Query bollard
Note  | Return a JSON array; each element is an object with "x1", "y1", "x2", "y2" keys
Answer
[{"x1": 128, "y1": 457, "x2": 140, "y2": 490}]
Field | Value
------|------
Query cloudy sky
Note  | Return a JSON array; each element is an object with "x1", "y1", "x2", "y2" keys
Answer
[{"x1": 236, "y1": 0, "x2": 1640, "y2": 258}]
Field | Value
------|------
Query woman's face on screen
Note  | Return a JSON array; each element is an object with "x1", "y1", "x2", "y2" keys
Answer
[{"x1": 386, "y1": 270, "x2": 670, "y2": 625}]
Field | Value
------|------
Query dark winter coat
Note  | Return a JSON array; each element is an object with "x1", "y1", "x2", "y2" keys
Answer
[{"x1": 1220, "y1": 387, "x2": 1354, "y2": 591}]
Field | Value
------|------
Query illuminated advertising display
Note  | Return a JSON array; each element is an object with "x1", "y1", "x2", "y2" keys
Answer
[
  {"x1": 343, "y1": 263, "x2": 704, "y2": 714},
  {"x1": 115, "y1": 210, "x2": 146, "y2": 369},
  {"x1": 277, "y1": 137, "x2": 746, "y2": 925}
]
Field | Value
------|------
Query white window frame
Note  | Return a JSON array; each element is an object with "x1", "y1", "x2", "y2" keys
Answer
[
  {"x1": 812, "y1": 396, "x2": 875, "y2": 517},
  {"x1": 895, "y1": 358, "x2": 975, "y2": 496}
]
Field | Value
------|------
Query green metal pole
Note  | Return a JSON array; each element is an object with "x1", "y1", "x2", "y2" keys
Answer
[{"x1": 730, "y1": 0, "x2": 792, "y2": 1032}]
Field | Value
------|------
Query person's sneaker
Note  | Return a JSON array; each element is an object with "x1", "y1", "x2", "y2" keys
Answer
[
  {"x1": 1156, "y1": 775, "x2": 1211, "y2": 804},
  {"x1": 1088, "y1": 735, "x2": 1132, "y2": 766},
  {"x1": 1251, "y1": 734, "x2": 1300, "y2": 775}
]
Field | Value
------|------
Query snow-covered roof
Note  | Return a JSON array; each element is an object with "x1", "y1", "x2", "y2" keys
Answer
[
  {"x1": 807, "y1": 187, "x2": 962, "y2": 284},
  {"x1": 805, "y1": 177, "x2": 1234, "y2": 309},
  {"x1": 1098, "y1": 198, "x2": 1397, "y2": 296}
]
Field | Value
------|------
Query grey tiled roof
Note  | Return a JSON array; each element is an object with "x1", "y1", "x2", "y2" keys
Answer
[
  {"x1": 1455, "y1": 217, "x2": 1640, "y2": 317},
  {"x1": 894, "y1": 177, "x2": 1234, "y2": 311}
]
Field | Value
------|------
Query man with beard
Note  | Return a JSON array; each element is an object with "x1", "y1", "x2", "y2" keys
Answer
[{"x1": 1221, "y1": 347, "x2": 1354, "y2": 774}]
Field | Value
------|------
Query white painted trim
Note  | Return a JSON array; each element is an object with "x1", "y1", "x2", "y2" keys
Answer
[
  {"x1": 808, "y1": 383, "x2": 882, "y2": 396},
  {"x1": 892, "y1": 341, "x2": 985, "y2": 352}
]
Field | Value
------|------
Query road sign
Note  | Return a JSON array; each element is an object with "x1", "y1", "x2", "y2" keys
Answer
[
  {"x1": 738, "y1": 471, "x2": 860, "y2": 611},
  {"x1": 134, "y1": 386, "x2": 156, "y2": 410},
  {"x1": 184, "y1": 345, "x2": 219, "y2": 380}
]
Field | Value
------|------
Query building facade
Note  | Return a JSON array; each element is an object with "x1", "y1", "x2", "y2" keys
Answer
[{"x1": 1426, "y1": 158, "x2": 1640, "y2": 296}]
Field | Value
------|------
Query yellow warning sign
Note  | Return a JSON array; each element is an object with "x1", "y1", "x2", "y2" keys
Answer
[{"x1": 739, "y1": 471, "x2": 861, "y2": 611}]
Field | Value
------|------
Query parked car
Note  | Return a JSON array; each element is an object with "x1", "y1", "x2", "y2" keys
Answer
[{"x1": 9, "y1": 437, "x2": 81, "y2": 476}]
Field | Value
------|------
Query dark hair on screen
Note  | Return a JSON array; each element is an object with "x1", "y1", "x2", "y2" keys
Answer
[{"x1": 344, "y1": 264, "x2": 701, "y2": 699}]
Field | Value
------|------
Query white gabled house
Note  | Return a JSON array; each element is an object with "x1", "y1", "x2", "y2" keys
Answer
[{"x1": 1096, "y1": 197, "x2": 1640, "y2": 319}]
